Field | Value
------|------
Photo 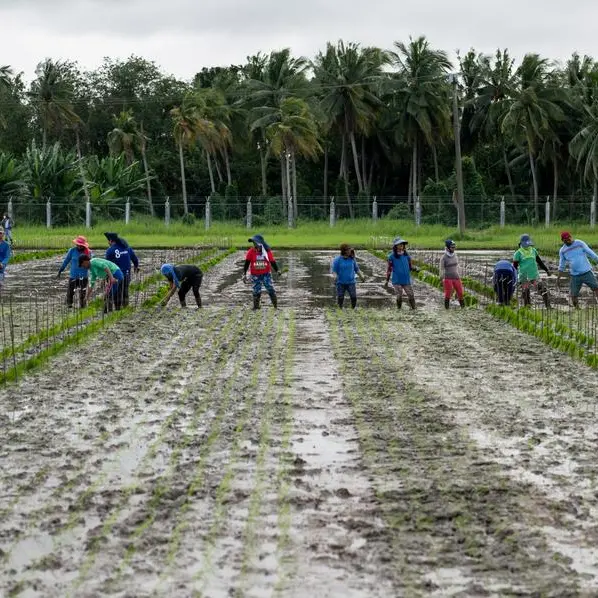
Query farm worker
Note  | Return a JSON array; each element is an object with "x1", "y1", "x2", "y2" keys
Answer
[
  {"x1": 159, "y1": 263, "x2": 203, "y2": 308},
  {"x1": 513, "y1": 234, "x2": 551, "y2": 308},
  {"x1": 104, "y1": 232, "x2": 139, "y2": 308},
  {"x1": 440, "y1": 239, "x2": 465, "y2": 309},
  {"x1": 332, "y1": 243, "x2": 365, "y2": 309},
  {"x1": 384, "y1": 236, "x2": 418, "y2": 309},
  {"x1": 79, "y1": 254, "x2": 124, "y2": 312},
  {"x1": 57, "y1": 235, "x2": 91, "y2": 308},
  {"x1": 0, "y1": 228, "x2": 11, "y2": 289},
  {"x1": 493, "y1": 259, "x2": 517, "y2": 305},
  {"x1": 243, "y1": 234, "x2": 281, "y2": 310},
  {"x1": 557, "y1": 231, "x2": 598, "y2": 307},
  {"x1": 1, "y1": 213, "x2": 13, "y2": 245}
]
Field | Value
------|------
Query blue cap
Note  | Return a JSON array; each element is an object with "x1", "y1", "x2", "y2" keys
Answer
[{"x1": 520, "y1": 234, "x2": 533, "y2": 247}]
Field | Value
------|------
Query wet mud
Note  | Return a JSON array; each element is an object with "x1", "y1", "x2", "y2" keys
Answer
[{"x1": 1, "y1": 250, "x2": 598, "y2": 596}]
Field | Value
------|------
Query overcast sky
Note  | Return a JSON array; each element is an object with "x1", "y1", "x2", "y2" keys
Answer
[{"x1": 2, "y1": 0, "x2": 597, "y2": 81}]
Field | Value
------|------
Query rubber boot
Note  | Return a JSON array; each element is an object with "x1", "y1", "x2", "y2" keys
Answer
[
  {"x1": 408, "y1": 296, "x2": 416, "y2": 310},
  {"x1": 542, "y1": 292, "x2": 550, "y2": 309},
  {"x1": 350, "y1": 296, "x2": 357, "y2": 309},
  {"x1": 269, "y1": 292, "x2": 277, "y2": 309},
  {"x1": 572, "y1": 296, "x2": 579, "y2": 309},
  {"x1": 195, "y1": 294, "x2": 202, "y2": 308},
  {"x1": 444, "y1": 298, "x2": 450, "y2": 309},
  {"x1": 459, "y1": 299, "x2": 466, "y2": 308},
  {"x1": 180, "y1": 300, "x2": 187, "y2": 308},
  {"x1": 337, "y1": 295, "x2": 344, "y2": 309},
  {"x1": 396, "y1": 296, "x2": 402, "y2": 309},
  {"x1": 253, "y1": 295, "x2": 261, "y2": 310},
  {"x1": 522, "y1": 289, "x2": 531, "y2": 307}
]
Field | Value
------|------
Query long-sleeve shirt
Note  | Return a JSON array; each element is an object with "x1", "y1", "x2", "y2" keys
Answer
[
  {"x1": 105, "y1": 242, "x2": 138, "y2": 275},
  {"x1": 59, "y1": 247, "x2": 89, "y2": 279},
  {"x1": 440, "y1": 252, "x2": 460, "y2": 279},
  {"x1": 0, "y1": 240, "x2": 10, "y2": 269},
  {"x1": 493, "y1": 260, "x2": 517, "y2": 284},
  {"x1": 89, "y1": 258, "x2": 121, "y2": 288},
  {"x1": 332, "y1": 255, "x2": 360, "y2": 284},
  {"x1": 558, "y1": 240, "x2": 598, "y2": 276},
  {"x1": 386, "y1": 252, "x2": 414, "y2": 285}
]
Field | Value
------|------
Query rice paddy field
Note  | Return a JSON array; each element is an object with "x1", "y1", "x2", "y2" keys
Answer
[{"x1": 2, "y1": 246, "x2": 598, "y2": 597}]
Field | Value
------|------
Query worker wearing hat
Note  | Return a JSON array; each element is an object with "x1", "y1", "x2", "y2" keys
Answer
[
  {"x1": 104, "y1": 232, "x2": 139, "y2": 308},
  {"x1": 243, "y1": 234, "x2": 281, "y2": 309},
  {"x1": 57, "y1": 235, "x2": 91, "y2": 308},
  {"x1": 557, "y1": 231, "x2": 598, "y2": 307},
  {"x1": 384, "y1": 237, "x2": 418, "y2": 309},
  {"x1": 440, "y1": 239, "x2": 465, "y2": 309},
  {"x1": 0, "y1": 227, "x2": 10, "y2": 289},
  {"x1": 513, "y1": 234, "x2": 551, "y2": 308}
]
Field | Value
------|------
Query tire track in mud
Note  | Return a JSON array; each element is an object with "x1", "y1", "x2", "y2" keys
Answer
[
  {"x1": 67, "y1": 307, "x2": 253, "y2": 596},
  {"x1": 328, "y1": 303, "x2": 597, "y2": 596}
]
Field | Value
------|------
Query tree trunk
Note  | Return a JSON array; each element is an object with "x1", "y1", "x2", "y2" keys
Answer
[
  {"x1": 410, "y1": 141, "x2": 418, "y2": 209},
  {"x1": 349, "y1": 130, "x2": 363, "y2": 192},
  {"x1": 368, "y1": 156, "x2": 375, "y2": 192},
  {"x1": 178, "y1": 141, "x2": 188, "y2": 214},
  {"x1": 223, "y1": 149, "x2": 232, "y2": 186},
  {"x1": 292, "y1": 152, "x2": 298, "y2": 221},
  {"x1": 323, "y1": 145, "x2": 328, "y2": 201},
  {"x1": 529, "y1": 148, "x2": 539, "y2": 222},
  {"x1": 215, "y1": 157, "x2": 224, "y2": 184},
  {"x1": 207, "y1": 152, "x2": 216, "y2": 194},
  {"x1": 432, "y1": 143, "x2": 439, "y2": 183},
  {"x1": 260, "y1": 146, "x2": 267, "y2": 196},
  {"x1": 552, "y1": 157, "x2": 558, "y2": 220},
  {"x1": 75, "y1": 129, "x2": 91, "y2": 205},
  {"x1": 361, "y1": 136, "x2": 368, "y2": 194},
  {"x1": 281, "y1": 156, "x2": 287, "y2": 219},
  {"x1": 503, "y1": 145, "x2": 516, "y2": 198},
  {"x1": 42, "y1": 127, "x2": 47, "y2": 150},
  {"x1": 340, "y1": 134, "x2": 354, "y2": 218},
  {"x1": 140, "y1": 123, "x2": 154, "y2": 216}
]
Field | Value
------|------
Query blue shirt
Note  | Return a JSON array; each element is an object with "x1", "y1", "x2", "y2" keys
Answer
[
  {"x1": 332, "y1": 255, "x2": 359, "y2": 284},
  {"x1": 0, "y1": 240, "x2": 10, "y2": 269},
  {"x1": 558, "y1": 240, "x2": 598, "y2": 276},
  {"x1": 387, "y1": 252, "x2": 412, "y2": 285},
  {"x1": 59, "y1": 247, "x2": 89, "y2": 279},
  {"x1": 494, "y1": 260, "x2": 517, "y2": 283},
  {"x1": 106, "y1": 242, "x2": 138, "y2": 275}
]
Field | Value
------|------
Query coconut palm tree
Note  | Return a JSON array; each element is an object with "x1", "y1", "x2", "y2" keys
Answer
[
  {"x1": 501, "y1": 54, "x2": 569, "y2": 221},
  {"x1": 390, "y1": 36, "x2": 452, "y2": 205},
  {"x1": 29, "y1": 59, "x2": 79, "y2": 148},
  {"x1": 171, "y1": 94, "x2": 202, "y2": 214},
  {"x1": 312, "y1": 41, "x2": 389, "y2": 199},
  {"x1": 107, "y1": 109, "x2": 154, "y2": 215},
  {"x1": 253, "y1": 97, "x2": 322, "y2": 221},
  {"x1": 570, "y1": 102, "x2": 598, "y2": 198}
]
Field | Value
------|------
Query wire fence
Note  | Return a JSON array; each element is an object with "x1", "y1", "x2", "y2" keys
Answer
[{"x1": 1, "y1": 195, "x2": 597, "y2": 228}]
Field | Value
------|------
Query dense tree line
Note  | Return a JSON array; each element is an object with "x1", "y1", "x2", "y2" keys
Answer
[{"x1": 2, "y1": 39, "x2": 598, "y2": 226}]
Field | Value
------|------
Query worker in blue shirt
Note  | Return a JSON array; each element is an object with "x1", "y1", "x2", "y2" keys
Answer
[
  {"x1": 0, "y1": 228, "x2": 11, "y2": 289},
  {"x1": 493, "y1": 259, "x2": 517, "y2": 305},
  {"x1": 57, "y1": 235, "x2": 91, "y2": 308},
  {"x1": 557, "y1": 231, "x2": 598, "y2": 307},
  {"x1": 331, "y1": 243, "x2": 365, "y2": 309},
  {"x1": 384, "y1": 237, "x2": 418, "y2": 309},
  {"x1": 104, "y1": 232, "x2": 139, "y2": 307}
]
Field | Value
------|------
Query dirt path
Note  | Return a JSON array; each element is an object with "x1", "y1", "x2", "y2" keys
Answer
[{"x1": 2, "y1": 251, "x2": 598, "y2": 596}]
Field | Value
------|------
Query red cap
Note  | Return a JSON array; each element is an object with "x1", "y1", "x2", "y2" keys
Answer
[{"x1": 560, "y1": 231, "x2": 572, "y2": 241}]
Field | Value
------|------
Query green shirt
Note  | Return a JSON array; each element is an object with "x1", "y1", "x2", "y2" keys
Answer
[
  {"x1": 513, "y1": 246, "x2": 538, "y2": 282},
  {"x1": 89, "y1": 258, "x2": 120, "y2": 288}
]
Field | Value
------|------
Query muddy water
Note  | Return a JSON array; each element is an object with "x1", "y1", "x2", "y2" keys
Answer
[{"x1": 2, "y1": 250, "x2": 598, "y2": 596}]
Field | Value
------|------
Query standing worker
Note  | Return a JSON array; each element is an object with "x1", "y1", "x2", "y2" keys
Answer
[
  {"x1": 513, "y1": 234, "x2": 551, "y2": 307},
  {"x1": 384, "y1": 237, "x2": 418, "y2": 309},
  {"x1": 104, "y1": 232, "x2": 139, "y2": 307},
  {"x1": 79, "y1": 254, "x2": 124, "y2": 312},
  {"x1": 57, "y1": 235, "x2": 91, "y2": 308},
  {"x1": 440, "y1": 239, "x2": 465, "y2": 309},
  {"x1": 159, "y1": 263, "x2": 203, "y2": 308},
  {"x1": 0, "y1": 228, "x2": 11, "y2": 290},
  {"x1": 1, "y1": 213, "x2": 13, "y2": 245},
  {"x1": 493, "y1": 259, "x2": 517, "y2": 306},
  {"x1": 332, "y1": 243, "x2": 365, "y2": 309},
  {"x1": 557, "y1": 231, "x2": 598, "y2": 307},
  {"x1": 243, "y1": 234, "x2": 281, "y2": 310}
]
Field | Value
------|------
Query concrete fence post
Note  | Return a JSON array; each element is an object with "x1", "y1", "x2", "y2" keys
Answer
[
  {"x1": 46, "y1": 199, "x2": 52, "y2": 229},
  {"x1": 372, "y1": 196, "x2": 378, "y2": 222},
  {"x1": 246, "y1": 197, "x2": 252, "y2": 229},
  {"x1": 329, "y1": 197, "x2": 336, "y2": 228},
  {"x1": 205, "y1": 197, "x2": 211, "y2": 230},
  {"x1": 500, "y1": 196, "x2": 505, "y2": 227},
  {"x1": 165, "y1": 197, "x2": 170, "y2": 226},
  {"x1": 415, "y1": 196, "x2": 421, "y2": 227},
  {"x1": 545, "y1": 196, "x2": 551, "y2": 228},
  {"x1": 125, "y1": 197, "x2": 131, "y2": 224},
  {"x1": 591, "y1": 196, "x2": 596, "y2": 228},
  {"x1": 85, "y1": 200, "x2": 92, "y2": 229}
]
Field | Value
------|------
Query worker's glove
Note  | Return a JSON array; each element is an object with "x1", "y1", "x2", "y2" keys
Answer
[
  {"x1": 134, "y1": 267, "x2": 139, "y2": 274},
  {"x1": 358, "y1": 273, "x2": 366, "y2": 283},
  {"x1": 57, "y1": 271, "x2": 62, "y2": 278},
  {"x1": 242, "y1": 274, "x2": 248, "y2": 284},
  {"x1": 276, "y1": 270, "x2": 282, "y2": 278},
  {"x1": 383, "y1": 280, "x2": 389, "y2": 289}
]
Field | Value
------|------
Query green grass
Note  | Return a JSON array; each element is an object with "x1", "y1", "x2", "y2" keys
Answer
[{"x1": 10, "y1": 218, "x2": 598, "y2": 252}]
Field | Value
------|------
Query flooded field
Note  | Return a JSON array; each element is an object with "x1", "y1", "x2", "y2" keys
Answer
[{"x1": 2, "y1": 250, "x2": 598, "y2": 596}]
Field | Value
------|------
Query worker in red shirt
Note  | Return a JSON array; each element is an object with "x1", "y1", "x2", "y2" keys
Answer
[{"x1": 242, "y1": 234, "x2": 281, "y2": 309}]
